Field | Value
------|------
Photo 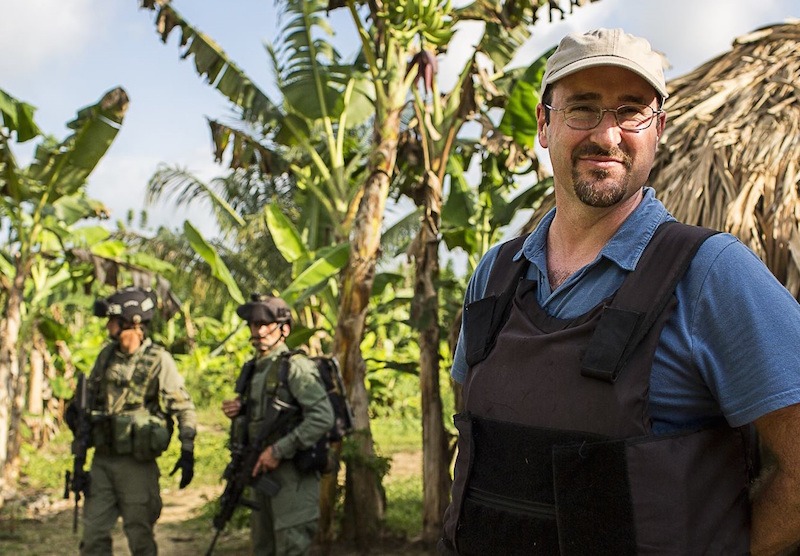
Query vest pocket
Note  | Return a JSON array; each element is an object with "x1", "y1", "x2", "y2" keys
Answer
[
  {"x1": 456, "y1": 487, "x2": 559, "y2": 555},
  {"x1": 552, "y1": 439, "x2": 637, "y2": 555},
  {"x1": 451, "y1": 414, "x2": 600, "y2": 555},
  {"x1": 130, "y1": 410, "x2": 171, "y2": 461},
  {"x1": 112, "y1": 413, "x2": 134, "y2": 455},
  {"x1": 106, "y1": 410, "x2": 171, "y2": 461}
]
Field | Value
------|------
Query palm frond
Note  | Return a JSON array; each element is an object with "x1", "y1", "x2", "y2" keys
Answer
[
  {"x1": 139, "y1": 0, "x2": 279, "y2": 126},
  {"x1": 145, "y1": 164, "x2": 245, "y2": 230}
]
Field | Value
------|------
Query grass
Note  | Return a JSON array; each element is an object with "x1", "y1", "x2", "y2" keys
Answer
[
  {"x1": 384, "y1": 474, "x2": 424, "y2": 538},
  {"x1": 11, "y1": 406, "x2": 428, "y2": 545},
  {"x1": 372, "y1": 413, "x2": 423, "y2": 455}
]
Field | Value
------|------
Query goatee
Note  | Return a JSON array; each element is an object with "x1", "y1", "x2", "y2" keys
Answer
[
  {"x1": 571, "y1": 145, "x2": 631, "y2": 207},
  {"x1": 573, "y1": 169, "x2": 628, "y2": 207}
]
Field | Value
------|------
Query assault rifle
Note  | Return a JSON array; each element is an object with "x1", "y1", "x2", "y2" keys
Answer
[
  {"x1": 206, "y1": 392, "x2": 295, "y2": 556},
  {"x1": 63, "y1": 373, "x2": 93, "y2": 533}
]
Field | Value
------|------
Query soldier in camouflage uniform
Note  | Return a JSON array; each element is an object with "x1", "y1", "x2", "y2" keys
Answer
[
  {"x1": 76, "y1": 287, "x2": 197, "y2": 556},
  {"x1": 222, "y1": 294, "x2": 334, "y2": 555}
]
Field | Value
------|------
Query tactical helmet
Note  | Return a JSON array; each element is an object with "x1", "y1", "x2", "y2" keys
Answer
[
  {"x1": 93, "y1": 287, "x2": 157, "y2": 325},
  {"x1": 236, "y1": 293, "x2": 292, "y2": 326}
]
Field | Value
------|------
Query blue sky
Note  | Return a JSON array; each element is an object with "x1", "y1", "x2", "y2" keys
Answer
[{"x1": 1, "y1": 0, "x2": 797, "y2": 239}]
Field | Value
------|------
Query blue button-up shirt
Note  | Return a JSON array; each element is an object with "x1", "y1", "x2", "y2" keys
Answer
[{"x1": 452, "y1": 188, "x2": 800, "y2": 434}]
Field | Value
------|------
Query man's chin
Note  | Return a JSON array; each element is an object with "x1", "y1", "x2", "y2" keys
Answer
[
  {"x1": 251, "y1": 340, "x2": 271, "y2": 353},
  {"x1": 573, "y1": 177, "x2": 627, "y2": 208}
]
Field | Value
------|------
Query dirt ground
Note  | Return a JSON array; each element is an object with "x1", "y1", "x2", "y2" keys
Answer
[{"x1": 0, "y1": 451, "x2": 437, "y2": 555}]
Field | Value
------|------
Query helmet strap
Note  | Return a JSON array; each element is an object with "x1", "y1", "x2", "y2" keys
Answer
[{"x1": 250, "y1": 324, "x2": 287, "y2": 354}]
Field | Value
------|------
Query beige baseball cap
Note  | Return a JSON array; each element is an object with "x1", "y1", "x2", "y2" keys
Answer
[{"x1": 540, "y1": 28, "x2": 668, "y2": 100}]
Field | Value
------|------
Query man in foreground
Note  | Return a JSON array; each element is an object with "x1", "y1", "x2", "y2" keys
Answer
[{"x1": 440, "y1": 28, "x2": 800, "y2": 555}]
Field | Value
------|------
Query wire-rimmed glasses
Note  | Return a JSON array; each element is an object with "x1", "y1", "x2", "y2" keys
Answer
[{"x1": 544, "y1": 103, "x2": 663, "y2": 131}]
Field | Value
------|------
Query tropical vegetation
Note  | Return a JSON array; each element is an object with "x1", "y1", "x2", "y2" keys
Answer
[{"x1": 0, "y1": 0, "x2": 610, "y2": 546}]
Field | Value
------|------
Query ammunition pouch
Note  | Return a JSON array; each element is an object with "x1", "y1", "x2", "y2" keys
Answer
[
  {"x1": 294, "y1": 438, "x2": 336, "y2": 474},
  {"x1": 92, "y1": 410, "x2": 171, "y2": 461}
]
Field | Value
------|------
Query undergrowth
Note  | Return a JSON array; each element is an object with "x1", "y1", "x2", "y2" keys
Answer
[{"x1": 14, "y1": 406, "x2": 427, "y2": 542}]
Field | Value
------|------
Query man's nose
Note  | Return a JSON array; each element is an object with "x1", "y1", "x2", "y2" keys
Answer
[{"x1": 589, "y1": 111, "x2": 623, "y2": 147}]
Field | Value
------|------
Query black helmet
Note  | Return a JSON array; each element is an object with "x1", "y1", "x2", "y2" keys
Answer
[
  {"x1": 236, "y1": 293, "x2": 292, "y2": 326},
  {"x1": 93, "y1": 287, "x2": 157, "y2": 325}
]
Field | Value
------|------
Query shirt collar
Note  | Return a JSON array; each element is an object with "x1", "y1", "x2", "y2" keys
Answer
[{"x1": 516, "y1": 187, "x2": 673, "y2": 271}]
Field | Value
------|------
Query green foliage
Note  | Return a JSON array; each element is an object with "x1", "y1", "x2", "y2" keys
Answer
[
  {"x1": 498, "y1": 49, "x2": 555, "y2": 149},
  {"x1": 20, "y1": 427, "x2": 76, "y2": 491},
  {"x1": 183, "y1": 220, "x2": 244, "y2": 304},
  {"x1": 0, "y1": 86, "x2": 41, "y2": 142},
  {"x1": 175, "y1": 316, "x2": 250, "y2": 408},
  {"x1": 157, "y1": 408, "x2": 232, "y2": 487}
]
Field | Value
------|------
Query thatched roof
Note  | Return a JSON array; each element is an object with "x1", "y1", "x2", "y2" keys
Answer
[
  {"x1": 521, "y1": 20, "x2": 800, "y2": 298},
  {"x1": 650, "y1": 20, "x2": 800, "y2": 297}
]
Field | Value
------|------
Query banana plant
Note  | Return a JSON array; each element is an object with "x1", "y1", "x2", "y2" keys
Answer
[
  {"x1": 135, "y1": 0, "x2": 605, "y2": 544},
  {"x1": 0, "y1": 87, "x2": 128, "y2": 503},
  {"x1": 397, "y1": 1, "x2": 598, "y2": 538}
]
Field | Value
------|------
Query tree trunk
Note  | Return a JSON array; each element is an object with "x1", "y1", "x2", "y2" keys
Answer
[
  {"x1": 410, "y1": 171, "x2": 452, "y2": 543},
  {"x1": 27, "y1": 335, "x2": 45, "y2": 446},
  {"x1": 7, "y1": 338, "x2": 27, "y2": 484},
  {"x1": 0, "y1": 267, "x2": 26, "y2": 507},
  {"x1": 332, "y1": 107, "x2": 402, "y2": 547},
  {"x1": 316, "y1": 445, "x2": 342, "y2": 546}
]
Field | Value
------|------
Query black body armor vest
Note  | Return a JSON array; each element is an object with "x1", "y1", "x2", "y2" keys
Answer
[{"x1": 440, "y1": 222, "x2": 753, "y2": 555}]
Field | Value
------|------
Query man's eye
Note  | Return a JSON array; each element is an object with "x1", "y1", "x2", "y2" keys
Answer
[
  {"x1": 568, "y1": 104, "x2": 597, "y2": 114},
  {"x1": 617, "y1": 106, "x2": 644, "y2": 118}
]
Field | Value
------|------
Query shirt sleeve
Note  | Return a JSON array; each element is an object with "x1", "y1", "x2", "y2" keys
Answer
[
  {"x1": 156, "y1": 351, "x2": 198, "y2": 452},
  {"x1": 689, "y1": 236, "x2": 800, "y2": 426},
  {"x1": 451, "y1": 245, "x2": 501, "y2": 384},
  {"x1": 272, "y1": 356, "x2": 335, "y2": 459}
]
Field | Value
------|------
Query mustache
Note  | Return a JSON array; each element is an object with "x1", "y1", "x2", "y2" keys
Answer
[{"x1": 572, "y1": 145, "x2": 632, "y2": 168}]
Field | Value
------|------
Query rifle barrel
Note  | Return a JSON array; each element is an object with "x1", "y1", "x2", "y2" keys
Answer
[
  {"x1": 73, "y1": 494, "x2": 80, "y2": 533},
  {"x1": 205, "y1": 527, "x2": 222, "y2": 556}
]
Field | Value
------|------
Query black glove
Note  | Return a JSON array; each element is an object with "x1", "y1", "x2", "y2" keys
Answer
[{"x1": 170, "y1": 449, "x2": 194, "y2": 489}]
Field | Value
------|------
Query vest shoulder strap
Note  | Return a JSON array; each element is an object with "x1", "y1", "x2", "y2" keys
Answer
[
  {"x1": 581, "y1": 221, "x2": 718, "y2": 382},
  {"x1": 485, "y1": 234, "x2": 529, "y2": 295},
  {"x1": 464, "y1": 235, "x2": 528, "y2": 367},
  {"x1": 235, "y1": 359, "x2": 256, "y2": 396},
  {"x1": 278, "y1": 350, "x2": 307, "y2": 402}
]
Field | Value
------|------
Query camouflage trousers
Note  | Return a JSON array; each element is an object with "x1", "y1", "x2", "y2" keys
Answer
[
  {"x1": 252, "y1": 516, "x2": 318, "y2": 556},
  {"x1": 251, "y1": 482, "x2": 319, "y2": 555},
  {"x1": 80, "y1": 454, "x2": 162, "y2": 556}
]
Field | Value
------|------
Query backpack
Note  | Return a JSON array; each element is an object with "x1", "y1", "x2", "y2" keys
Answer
[{"x1": 279, "y1": 352, "x2": 354, "y2": 474}]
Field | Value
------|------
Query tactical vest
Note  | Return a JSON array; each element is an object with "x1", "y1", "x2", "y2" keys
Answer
[
  {"x1": 90, "y1": 340, "x2": 172, "y2": 460},
  {"x1": 235, "y1": 352, "x2": 301, "y2": 451},
  {"x1": 440, "y1": 222, "x2": 753, "y2": 555}
]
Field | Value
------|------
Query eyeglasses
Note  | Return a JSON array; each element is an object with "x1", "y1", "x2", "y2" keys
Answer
[{"x1": 544, "y1": 103, "x2": 663, "y2": 131}]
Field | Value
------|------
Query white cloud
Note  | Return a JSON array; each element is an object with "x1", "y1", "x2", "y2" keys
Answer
[
  {"x1": 0, "y1": 0, "x2": 112, "y2": 76},
  {"x1": 507, "y1": 0, "x2": 797, "y2": 78},
  {"x1": 627, "y1": 0, "x2": 797, "y2": 78},
  {"x1": 87, "y1": 151, "x2": 223, "y2": 239}
]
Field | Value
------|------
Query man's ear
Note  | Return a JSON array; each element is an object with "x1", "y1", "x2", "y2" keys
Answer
[
  {"x1": 656, "y1": 111, "x2": 667, "y2": 136},
  {"x1": 537, "y1": 104, "x2": 549, "y2": 148}
]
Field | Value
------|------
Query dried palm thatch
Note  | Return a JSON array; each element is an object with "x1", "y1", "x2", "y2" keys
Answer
[
  {"x1": 650, "y1": 20, "x2": 800, "y2": 297},
  {"x1": 520, "y1": 21, "x2": 800, "y2": 297}
]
